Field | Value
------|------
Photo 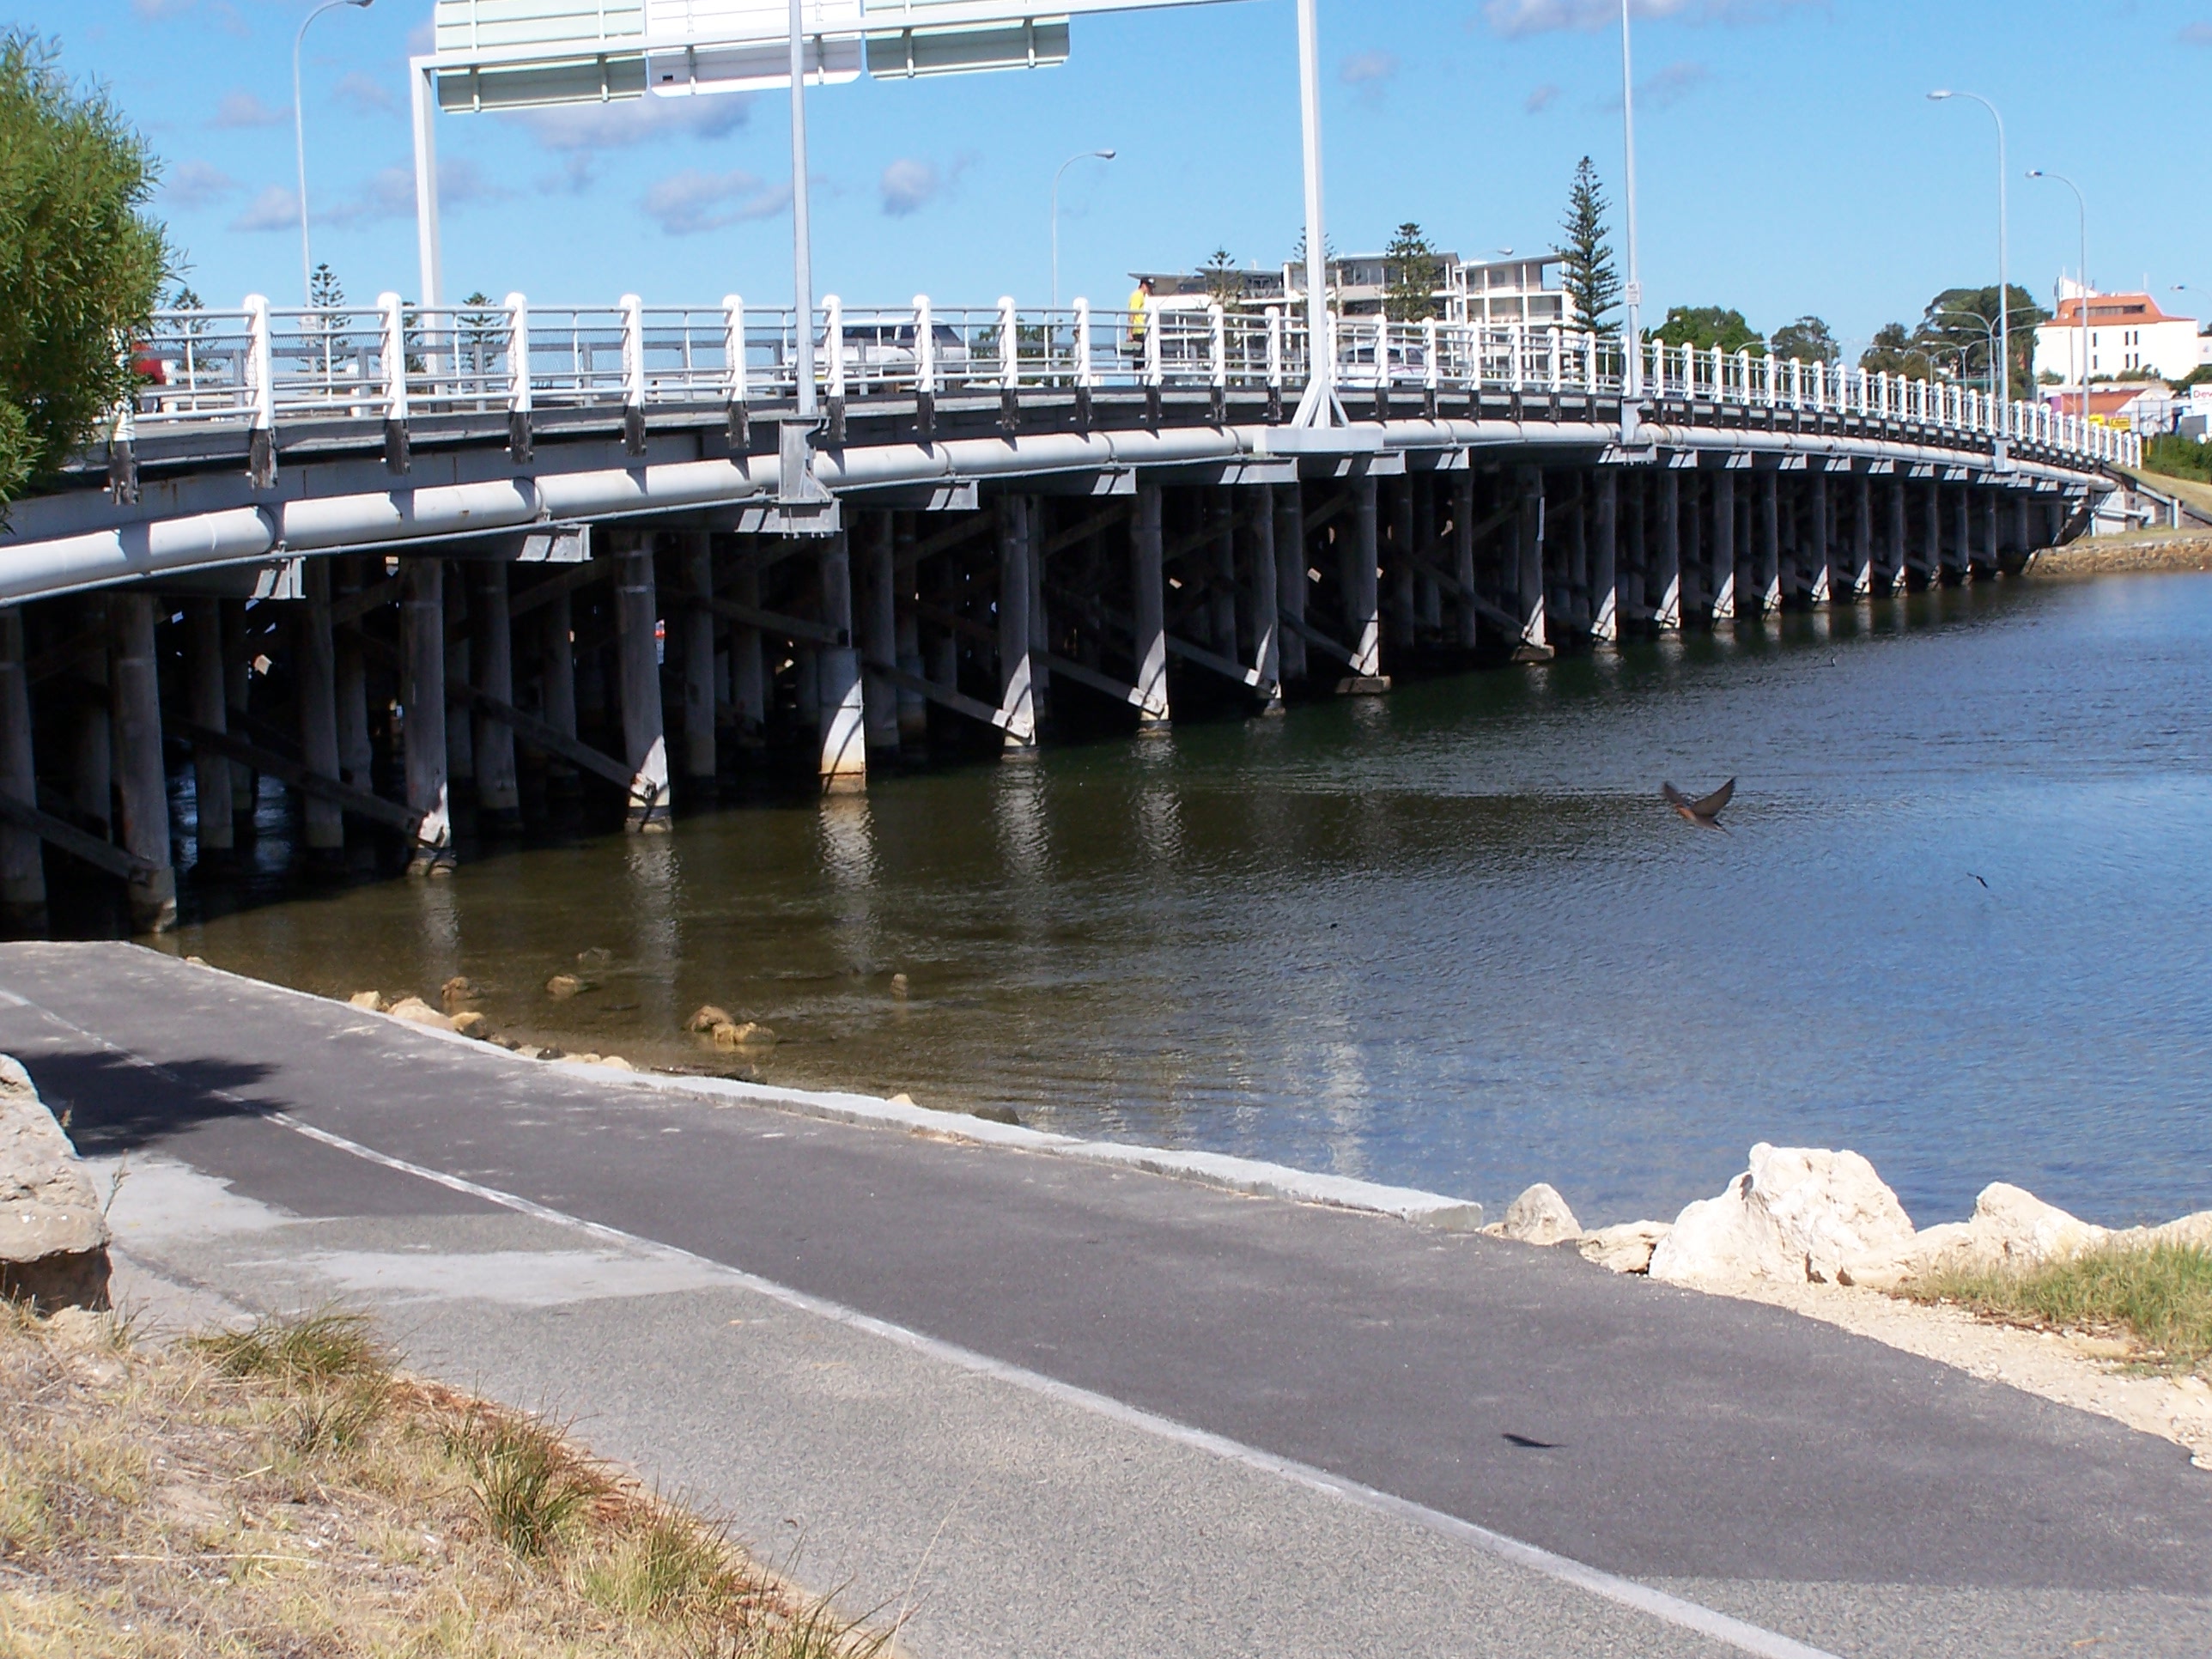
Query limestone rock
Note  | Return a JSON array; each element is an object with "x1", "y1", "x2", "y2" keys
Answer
[
  {"x1": 348, "y1": 991, "x2": 385, "y2": 1012},
  {"x1": 710, "y1": 1021, "x2": 776, "y2": 1051},
  {"x1": 576, "y1": 947, "x2": 613, "y2": 967},
  {"x1": 1577, "y1": 1220, "x2": 1669, "y2": 1274},
  {"x1": 2153, "y1": 1210, "x2": 2212, "y2": 1250},
  {"x1": 1967, "y1": 1182, "x2": 2108, "y2": 1266},
  {"x1": 545, "y1": 975, "x2": 585, "y2": 1000},
  {"x1": 1488, "y1": 1183, "x2": 1583, "y2": 1246},
  {"x1": 449, "y1": 1011, "x2": 489, "y2": 1040},
  {"x1": 889, "y1": 1091, "x2": 917, "y2": 1106},
  {"x1": 0, "y1": 1054, "x2": 111, "y2": 1310},
  {"x1": 687, "y1": 1005, "x2": 735, "y2": 1034},
  {"x1": 1650, "y1": 1144, "x2": 1917, "y2": 1289},
  {"x1": 386, "y1": 996, "x2": 454, "y2": 1032},
  {"x1": 1875, "y1": 1184, "x2": 2109, "y2": 1284}
]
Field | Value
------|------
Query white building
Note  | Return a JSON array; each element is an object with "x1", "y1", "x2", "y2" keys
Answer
[
  {"x1": 1131, "y1": 252, "x2": 1576, "y2": 330},
  {"x1": 2033, "y1": 286, "x2": 2201, "y2": 386}
]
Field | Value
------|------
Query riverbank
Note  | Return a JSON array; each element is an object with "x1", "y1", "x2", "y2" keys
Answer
[
  {"x1": 201, "y1": 967, "x2": 2212, "y2": 1477},
  {"x1": 1486, "y1": 1152, "x2": 2212, "y2": 1472},
  {"x1": 0, "y1": 1305, "x2": 890, "y2": 1658},
  {"x1": 2030, "y1": 528, "x2": 2212, "y2": 574}
]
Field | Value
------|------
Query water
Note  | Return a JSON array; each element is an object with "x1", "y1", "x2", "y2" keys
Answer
[{"x1": 169, "y1": 574, "x2": 2212, "y2": 1231}]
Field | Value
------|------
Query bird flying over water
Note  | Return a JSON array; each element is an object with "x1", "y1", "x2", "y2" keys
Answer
[{"x1": 1662, "y1": 778, "x2": 1735, "y2": 830}]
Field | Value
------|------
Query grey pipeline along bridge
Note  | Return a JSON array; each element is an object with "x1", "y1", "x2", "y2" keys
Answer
[{"x1": 0, "y1": 291, "x2": 2132, "y2": 932}]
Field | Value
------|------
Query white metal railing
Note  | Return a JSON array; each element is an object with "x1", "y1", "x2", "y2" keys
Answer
[{"x1": 126, "y1": 295, "x2": 2140, "y2": 471}]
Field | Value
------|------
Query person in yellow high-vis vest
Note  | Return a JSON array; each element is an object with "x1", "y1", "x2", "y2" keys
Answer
[{"x1": 1127, "y1": 276, "x2": 1154, "y2": 358}]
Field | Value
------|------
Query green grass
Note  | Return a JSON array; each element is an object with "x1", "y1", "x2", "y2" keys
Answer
[
  {"x1": 2141, "y1": 433, "x2": 2212, "y2": 486},
  {"x1": 191, "y1": 1309, "x2": 386, "y2": 1384},
  {"x1": 1912, "y1": 1242, "x2": 2212, "y2": 1370},
  {"x1": 446, "y1": 1406, "x2": 605, "y2": 1559}
]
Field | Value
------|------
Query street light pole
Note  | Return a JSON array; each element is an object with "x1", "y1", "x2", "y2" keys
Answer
[
  {"x1": 2027, "y1": 168, "x2": 2088, "y2": 420},
  {"x1": 1620, "y1": 0, "x2": 1644, "y2": 412},
  {"x1": 1288, "y1": 0, "x2": 1340, "y2": 428},
  {"x1": 294, "y1": 0, "x2": 374, "y2": 306},
  {"x1": 788, "y1": 0, "x2": 817, "y2": 425},
  {"x1": 1051, "y1": 149, "x2": 1115, "y2": 310},
  {"x1": 1929, "y1": 88, "x2": 2008, "y2": 462}
]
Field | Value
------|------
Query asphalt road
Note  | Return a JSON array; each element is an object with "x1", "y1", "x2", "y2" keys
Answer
[{"x1": 4, "y1": 941, "x2": 2207, "y2": 1658}]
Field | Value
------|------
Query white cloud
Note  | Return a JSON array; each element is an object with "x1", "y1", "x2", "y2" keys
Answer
[
  {"x1": 880, "y1": 157, "x2": 939, "y2": 216},
  {"x1": 1339, "y1": 50, "x2": 1399, "y2": 86},
  {"x1": 878, "y1": 155, "x2": 974, "y2": 217},
  {"x1": 2184, "y1": 21, "x2": 2212, "y2": 44},
  {"x1": 330, "y1": 73, "x2": 397, "y2": 116},
  {"x1": 210, "y1": 89, "x2": 289, "y2": 130},
  {"x1": 229, "y1": 185, "x2": 299, "y2": 234},
  {"x1": 1524, "y1": 83, "x2": 1560, "y2": 114},
  {"x1": 162, "y1": 160, "x2": 240, "y2": 210},
  {"x1": 641, "y1": 168, "x2": 789, "y2": 234},
  {"x1": 316, "y1": 159, "x2": 507, "y2": 227},
  {"x1": 1482, "y1": 0, "x2": 1812, "y2": 38},
  {"x1": 513, "y1": 94, "x2": 754, "y2": 153},
  {"x1": 1638, "y1": 59, "x2": 1711, "y2": 107}
]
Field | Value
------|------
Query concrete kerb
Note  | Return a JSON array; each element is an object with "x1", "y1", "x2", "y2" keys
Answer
[{"x1": 160, "y1": 954, "x2": 1486, "y2": 1233}]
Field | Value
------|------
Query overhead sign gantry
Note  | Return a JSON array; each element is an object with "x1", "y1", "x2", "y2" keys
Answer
[{"x1": 410, "y1": 0, "x2": 1345, "y2": 428}]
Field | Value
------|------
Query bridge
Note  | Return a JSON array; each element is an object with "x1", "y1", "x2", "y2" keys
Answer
[{"x1": 0, "y1": 289, "x2": 2135, "y2": 933}]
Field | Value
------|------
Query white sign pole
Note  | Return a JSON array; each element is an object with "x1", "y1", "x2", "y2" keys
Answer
[{"x1": 1288, "y1": 0, "x2": 1339, "y2": 428}]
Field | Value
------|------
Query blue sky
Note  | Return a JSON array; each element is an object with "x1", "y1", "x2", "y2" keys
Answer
[{"x1": 21, "y1": 0, "x2": 2212, "y2": 356}]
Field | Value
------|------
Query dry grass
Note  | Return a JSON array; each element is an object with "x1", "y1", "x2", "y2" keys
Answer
[
  {"x1": 1909, "y1": 1243, "x2": 2212, "y2": 1374},
  {"x1": 0, "y1": 1304, "x2": 892, "y2": 1658}
]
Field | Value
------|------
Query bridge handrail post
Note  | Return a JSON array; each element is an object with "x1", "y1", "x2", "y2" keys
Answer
[
  {"x1": 1425, "y1": 319, "x2": 1441, "y2": 399},
  {"x1": 620, "y1": 291, "x2": 646, "y2": 411},
  {"x1": 1145, "y1": 300, "x2": 1164, "y2": 390},
  {"x1": 999, "y1": 295, "x2": 1019, "y2": 392},
  {"x1": 824, "y1": 295, "x2": 846, "y2": 402},
  {"x1": 1208, "y1": 301, "x2": 1227, "y2": 392},
  {"x1": 379, "y1": 291, "x2": 410, "y2": 428},
  {"x1": 244, "y1": 293, "x2": 276, "y2": 436},
  {"x1": 505, "y1": 293, "x2": 531, "y2": 418},
  {"x1": 722, "y1": 294, "x2": 748, "y2": 435},
  {"x1": 1266, "y1": 305, "x2": 1284, "y2": 398},
  {"x1": 1076, "y1": 299, "x2": 1096, "y2": 391},
  {"x1": 914, "y1": 296, "x2": 936, "y2": 400}
]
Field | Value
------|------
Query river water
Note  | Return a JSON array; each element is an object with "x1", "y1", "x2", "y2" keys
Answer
[{"x1": 167, "y1": 572, "x2": 2212, "y2": 1231}]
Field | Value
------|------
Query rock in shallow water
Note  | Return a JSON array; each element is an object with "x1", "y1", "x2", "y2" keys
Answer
[{"x1": 386, "y1": 996, "x2": 455, "y2": 1033}]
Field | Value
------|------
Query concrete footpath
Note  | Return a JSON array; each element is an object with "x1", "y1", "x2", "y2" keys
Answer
[{"x1": 3, "y1": 942, "x2": 2207, "y2": 1658}]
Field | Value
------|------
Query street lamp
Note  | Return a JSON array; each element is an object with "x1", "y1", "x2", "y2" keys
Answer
[
  {"x1": 787, "y1": 0, "x2": 817, "y2": 428},
  {"x1": 1051, "y1": 149, "x2": 1115, "y2": 310},
  {"x1": 1619, "y1": 0, "x2": 1644, "y2": 413},
  {"x1": 294, "y1": 0, "x2": 374, "y2": 306},
  {"x1": 2027, "y1": 167, "x2": 2089, "y2": 418},
  {"x1": 1929, "y1": 88, "x2": 2009, "y2": 461}
]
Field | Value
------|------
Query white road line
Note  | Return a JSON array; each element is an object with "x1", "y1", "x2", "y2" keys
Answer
[{"x1": 10, "y1": 991, "x2": 1838, "y2": 1659}]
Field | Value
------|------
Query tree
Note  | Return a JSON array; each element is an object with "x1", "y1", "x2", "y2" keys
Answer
[
  {"x1": 1858, "y1": 321, "x2": 1933, "y2": 381},
  {"x1": 1383, "y1": 222, "x2": 1443, "y2": 323},
  {"x1": 1769, "y1": 314, "x2": 1837, "y2": 366},
  {"x1": 308, "y1": 262, "x2": 344, "y2": 310},
  {"x1": 1917, "y1": 283, "x2": 2049, "y2": 399},
  {"x1": 1558, "y1": 156, "x2": 1620, "y2": 337},
  {"x1": 1649, "y1": 305, "x2": 1764, "y2": 355},
  {"x1": 0, "y1": 30, "x2": 168, "y2": 505},
  {"x1": 1200, "y1": 246, "x2": 1241, "y2": 309}
]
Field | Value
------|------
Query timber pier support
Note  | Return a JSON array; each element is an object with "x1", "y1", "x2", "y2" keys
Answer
[{"x1": 0, "y1": 446, "x2": 2100, "y2": 935}]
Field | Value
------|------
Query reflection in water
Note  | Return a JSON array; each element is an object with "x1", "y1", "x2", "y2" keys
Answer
[{"x1": 175, "y1": 575, "x2": 2212, "y2": 1231}]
